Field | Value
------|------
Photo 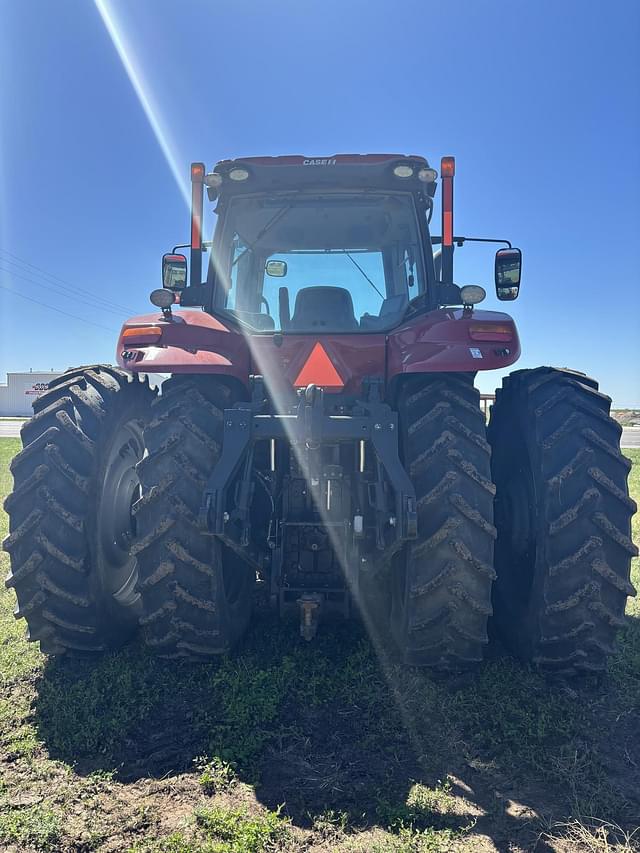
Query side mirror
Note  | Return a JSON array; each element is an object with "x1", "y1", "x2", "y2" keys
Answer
[
  {"x1": 266, "y1": 260, "x2": 288, "y2": 277},
  {"x1": 162, "y1": 253, "x2": 187, "y2": 290},
  {"x1": 495, "y1": 248, "x2": 522, "y2": 301}
]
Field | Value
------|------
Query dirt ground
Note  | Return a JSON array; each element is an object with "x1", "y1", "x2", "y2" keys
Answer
[{"x1": 0, "y1": 439, "x2": 638, "y2": 853}]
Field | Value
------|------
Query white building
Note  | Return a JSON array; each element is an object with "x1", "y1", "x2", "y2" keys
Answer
[
  {"x1": 0, "y1": 371, "x2": 64, "y2": 417},
  {"x1": 0, "y1": 370, "x2": 167, "y2": 417}
]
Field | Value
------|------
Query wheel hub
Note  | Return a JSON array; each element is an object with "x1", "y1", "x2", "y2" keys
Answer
[{"x1": 97, "y1": 419, "x2": 146, "y2": 606}]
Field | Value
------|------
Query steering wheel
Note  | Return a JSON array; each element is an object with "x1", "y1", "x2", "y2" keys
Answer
[{"x1": 261, "y1": 295, "x2": 271, "y2": 315}]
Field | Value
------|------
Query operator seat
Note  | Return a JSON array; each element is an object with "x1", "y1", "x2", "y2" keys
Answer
[{"x1": 289, "y1": 286, "x2": 359, "y2": 331}]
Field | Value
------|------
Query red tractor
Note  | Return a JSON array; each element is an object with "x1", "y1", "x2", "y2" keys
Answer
[{"x1": 4, "y1": 154, "x2": 637, "y2": 671}]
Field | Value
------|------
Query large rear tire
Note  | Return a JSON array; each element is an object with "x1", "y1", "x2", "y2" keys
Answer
[
  {"x1": 133, "y1": 376, "x2": 254, "y2": 659},
  {"x1": 390, "y1": 375, "x2": 496, "y2": 668},
  {"x1": 3, "y1": 366, "x2": 154, "y2": 654},
  {"x1": 488, "y1": 367, "x2": 637, "y2": 673}
]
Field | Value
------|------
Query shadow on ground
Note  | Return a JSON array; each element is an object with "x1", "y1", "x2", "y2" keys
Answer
[{"x1": 32, "y1": 612, "x2": 640, "y2": 852}]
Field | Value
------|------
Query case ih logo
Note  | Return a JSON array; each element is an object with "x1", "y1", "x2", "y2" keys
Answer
[{"x1": 303, "y1": 158, "x2": 337, "y2": 166}]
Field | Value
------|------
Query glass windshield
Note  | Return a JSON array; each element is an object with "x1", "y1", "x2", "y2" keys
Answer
[{"x1": 214, "y1": 193, "x2": 426, "y2": 332}]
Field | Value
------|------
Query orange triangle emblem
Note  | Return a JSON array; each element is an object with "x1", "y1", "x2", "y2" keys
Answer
[{"x1": 294, "y1": 342, "x2": 344, "y2": 389}]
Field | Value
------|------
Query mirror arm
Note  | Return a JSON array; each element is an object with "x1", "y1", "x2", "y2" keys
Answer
[
  {"x1": 180, "y1": 283, "x2": 212, "y2": 307},
  {"x1": 432, "y1": 236, "x2": 513, "y2": 249}
]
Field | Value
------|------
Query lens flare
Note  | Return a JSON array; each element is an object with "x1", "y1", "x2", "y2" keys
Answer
[
  {"x1": 94, "y1": 0, "x2": 428, "y2": 761},
  {"x1": 92, "y1": 1, "x2": 230, "y2": 286},
  {"x1": 93, "y1": 0, "x2": 189, "y2": 207}
]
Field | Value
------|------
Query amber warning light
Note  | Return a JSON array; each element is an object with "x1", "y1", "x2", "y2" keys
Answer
[{"x1": 441, "y1": 156, "x2": 455, "y2": 177}]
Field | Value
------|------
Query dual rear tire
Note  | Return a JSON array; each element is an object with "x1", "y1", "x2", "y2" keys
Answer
[
  {"x1": 3, "y1": 367, "x2": 153, "y2": 653},
  {"x1": 2, "y1": 369, "x2": 252, "y2": 657},
  {"x1": 390, "y1": 368, "x2": 636, "y2": 673},
  {"x1": 390, "y1": 374, "x2": 496, "y2": 668},
  {"x1": 3, "y1": 366, "x2": 636, "y2": 672},
  {"x1": 488, "y1": 367, "x2": 637, "y2": 673},
  {"x1": 132, "y1": 376, "x2": 253, "y2": 658}
]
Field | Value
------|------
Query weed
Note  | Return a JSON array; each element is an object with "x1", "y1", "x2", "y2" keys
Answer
[
  {"x1": 376, "y1": 780, "x2": 461, "y2": 832},
  {"x1": 197, "y1": 755, "x2": 237, "y2": 794},
  {"x1": 0, "y1": 804, "x2": 61, "y2": 851},
  {"x1": 194, "y1": 804, "x2": 289, "y2": 852},
  {"x1": 371, "y1": 825, "x2": 458, "y2": 853}
]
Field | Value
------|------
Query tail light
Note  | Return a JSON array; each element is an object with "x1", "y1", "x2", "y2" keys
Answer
[
  {"x1": 468, "y1": 323, "x2": 513, "y2": 342},
  {"x1": 122, "y1": 326, "x2": 163, "y2": 345}
]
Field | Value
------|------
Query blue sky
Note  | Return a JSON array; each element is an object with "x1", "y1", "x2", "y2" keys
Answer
[{"x1": 1, "y1": 0, "x2": 639, "y2": 405}]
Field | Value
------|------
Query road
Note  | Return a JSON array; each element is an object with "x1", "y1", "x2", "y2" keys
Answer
[
  {"x1": 622, "y1": 426, "x2": 640, "y2": 448},
  {"x1": 1, "y1": 419, "x2": 640, "y2": 445},
  {"x1": 0, "y1": 420, "x2": 26, "y2": 438}
]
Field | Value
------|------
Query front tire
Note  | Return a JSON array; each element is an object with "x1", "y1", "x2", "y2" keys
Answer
[
  {"x1": 3, "y1": 366, "x2": 155, "y2": 654},
  {"x1": 488, "y1": 367, "x2": 638, "y2": 673}
]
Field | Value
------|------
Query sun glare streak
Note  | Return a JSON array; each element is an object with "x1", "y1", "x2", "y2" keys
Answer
[
  {"x1": 0, "y1": 26, "x2": 10, "y2": 359},
  {"x1": 93, "y1": 2, "x2": 234, "y2": 293},
  {"x1": 92, "y1": 0, "x2": 428, "y2": 760},
  {"x1": 244, "y1": 339, "x2": 430, "y2": 764},
  {"x1": 93, "y1": 0, "x2": 190, "y2": 208}
]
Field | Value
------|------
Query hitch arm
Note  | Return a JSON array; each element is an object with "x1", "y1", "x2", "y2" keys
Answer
[{"x1": 198, "y1": 407, "x2": 252, "y2": 533}]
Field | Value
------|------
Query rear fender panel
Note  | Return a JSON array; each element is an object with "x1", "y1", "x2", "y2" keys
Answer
[
  {"x1": 116, "y1": 307, "x2": 520, "y2": 394},
  {"x1": 386, "y1": 308, "x2": 520, "y2": 380},
  {"x1": 116, "y1": 310, "x2": 251, "y2": 386}
]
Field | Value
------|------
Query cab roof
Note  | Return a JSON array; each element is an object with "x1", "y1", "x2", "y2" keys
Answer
[{"x1": 210, "y1": 153, "x2": 437, "y2": 197}]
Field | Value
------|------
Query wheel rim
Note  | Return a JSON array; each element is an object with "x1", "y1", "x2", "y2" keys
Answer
[{"x1": 96, "y1": 418, "x2": 146, "y2": 607}]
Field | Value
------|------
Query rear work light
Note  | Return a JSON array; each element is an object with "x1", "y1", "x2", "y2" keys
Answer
[
  {"x1": 418, "y1": 167, "x2": 437, "y2": 182},
  {"x1": 468, "y1": 323, "x2": 513, "y2": 342},
  {"x1": 460, "y1": 285, "x2": 486, "y2": 306},
  {"x1": 122, "y1": 326, "x2": 163, "y2": 345},
  {"x1": 229, "y1": 167, "x2": 250, "y2": 181},
  {"x1": 393, "y1": 164, "x2": 414, "y2": 178},
  {"x1": 150, "y1": 289, "x2": 176, "y2": 309}
]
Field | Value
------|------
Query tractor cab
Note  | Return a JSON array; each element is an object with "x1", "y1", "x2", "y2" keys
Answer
[
  {"x1": 204, "y1": 155, "x2": 438, "y2": 333},
  {"x1": 161, "y1": 154, "x2": 523, "y2": 338},
  {"x1": 212, "y1": 189, "x2": 427, "y2": 334}
]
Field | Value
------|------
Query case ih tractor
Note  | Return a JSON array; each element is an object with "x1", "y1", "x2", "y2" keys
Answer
[{"x1": 4, "y1": 154, "x2": 637, "y2": 672}]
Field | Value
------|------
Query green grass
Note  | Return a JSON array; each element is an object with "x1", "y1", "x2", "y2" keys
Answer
[
  {"x1": 0, "y1": 438, "x2": 638, "y2": 852},
  {"x1": 128, "y1": 805, "x2": 289, "y2": 853},
  {"x1": 0, "y1": 804, "x2": 62, "y2": 851},
  {"x1": 0, "y1": 438, "x2": 41, "y2": 684},
  {"x1": 625, "y1": 448, "x2": 640, "y2": 613}
]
